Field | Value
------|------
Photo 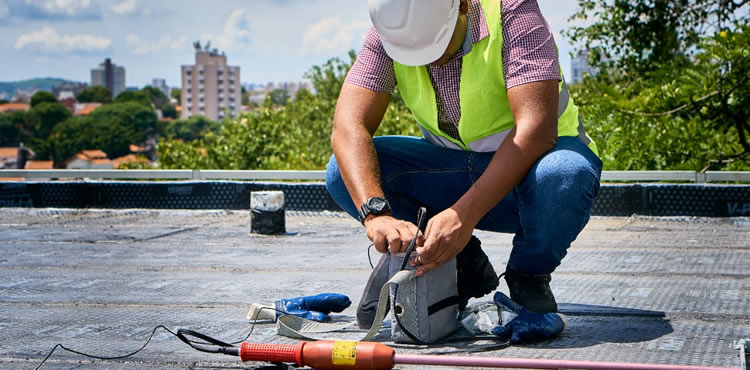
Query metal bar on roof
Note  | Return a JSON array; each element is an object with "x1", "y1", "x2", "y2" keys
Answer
[
  {"x1": 601, "y1": 171, "x2": 697, "y2": 182},
  {"x1": 0, "y1": 170, "x2": 748, "y2": 182},
  {"x1": 198, "y1": 170, "x2": 326, "y2": 180},
  {"x1": 705, "y1": 171, "x2": 750, "y2": 182}
]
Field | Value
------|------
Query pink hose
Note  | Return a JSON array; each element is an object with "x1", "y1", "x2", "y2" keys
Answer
[{"x1": 393, "y1": 354, "x2": 740, "y2": 370}]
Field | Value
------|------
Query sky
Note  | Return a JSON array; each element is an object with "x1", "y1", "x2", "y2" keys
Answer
[{"x1": 0, "y1": 0, "x2": 584, "y2": 88}]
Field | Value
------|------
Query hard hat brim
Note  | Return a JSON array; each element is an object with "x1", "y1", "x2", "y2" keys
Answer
[{"x1": 380, "y1": 13, "x2": 459, "y2": 67}]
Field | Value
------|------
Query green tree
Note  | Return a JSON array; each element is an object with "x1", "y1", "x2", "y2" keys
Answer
[
  {"x1": 41, "y1": 102, "x2": 158, "y2": 163},
  {"x1": 566, "y1": 0, "x2": 750, "y2": 170},
  {"x1": 89, "y1": 102, "x2": 157, "y2": 146},
  {"x1": 160, "y1": 104, "x2": 178, "y2": 119},
  {"x1": 30, "y1": 91, "x2": 58, "y2": 108},
  {"x1": 304, "y1": 50, "x2": 357, "y2": 101},
  {"x1": 566, "y1": 0, "x2": 750, "y2": 73},
  {"x1": 159, "y1": 115, "x2": 219, "y2": 142},
  {"x1": 115, "y1": 90, "x2": 153, "y2": 107},
  {"x1": 142, "y1": 86, "x2": 168, "y2": 106},
  {"x1": 571, "y1": 27, "x2": 750, "y2": 170},
  {"x1": 171, "y1": 89, "x2": 181, "y2": 102},
  {"x1": 0, "y1": 113, "x2": 22, "y2": 146},
  {"x1": 30, "y1": 102, "x2": 71, "y2": 138},
  {"x1": 0, "y1": 99, "x2": 9, "y2": 104},
  {"x1": 77, "y1": 86, "x2": 112, "y2": 103},
  {"x1": 268, "y1": 88, "x2": 290, "y2": 106}
]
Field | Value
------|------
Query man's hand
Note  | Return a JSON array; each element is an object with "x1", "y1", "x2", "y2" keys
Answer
[
  {"x1": 411, "y1": 208, "x2": 473, "y2": 276},
  {"x1": 365, "y1": 215, "x2": 422, "y2": 254}
]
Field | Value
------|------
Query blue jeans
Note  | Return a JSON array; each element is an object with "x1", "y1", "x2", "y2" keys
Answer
[{"x1": 326, "y1": 136, "x2": 602, "y2": 275}]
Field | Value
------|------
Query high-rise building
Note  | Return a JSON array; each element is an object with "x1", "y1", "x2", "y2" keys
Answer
[
  {"x1": 570, "y1": 49, "x2": 599, "y2": 84},
  {"x1": 151, "y1": 78, "x2": 170, "y2": 97},
  {"x1": 181, "y1": 45, "x2": 241, "y2": 120},
  {"x1": 91, "y1": 58, "x2": 126, "y2": 98}
]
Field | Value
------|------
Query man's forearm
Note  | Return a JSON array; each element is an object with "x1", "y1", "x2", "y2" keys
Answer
[
  {"x1": 331, "y1": 125, "x2": 385, "y2": 210},
  {"x1": 330, "y1": 83, "x2": 392, "y2": 210}
]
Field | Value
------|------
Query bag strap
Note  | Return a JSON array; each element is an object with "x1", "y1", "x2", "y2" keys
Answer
[{"x1": 276, "y1": 270, "x2": 414, "y2": 341}]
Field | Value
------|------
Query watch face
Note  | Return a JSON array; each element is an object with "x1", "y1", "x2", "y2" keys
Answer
[{"x1": 368, "y1": 197, "x2": 387, "y2": 212}]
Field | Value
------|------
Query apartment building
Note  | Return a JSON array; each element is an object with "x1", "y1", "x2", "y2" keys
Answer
[
  {"x1": 91, "y1": 58, "x2": 126, "y2": 98},
  {"x1": 180, "y1": 48, "x2": 241, "y2": 120}
]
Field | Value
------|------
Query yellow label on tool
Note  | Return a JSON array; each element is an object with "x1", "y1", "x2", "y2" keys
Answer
[{"x1": 331, "y1": 341, "x2": 358, "y2": 366}]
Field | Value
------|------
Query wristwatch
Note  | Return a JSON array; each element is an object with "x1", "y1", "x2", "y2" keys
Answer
[{"x1": 358, "y1": 196, "x2": 391, "y2": 224}]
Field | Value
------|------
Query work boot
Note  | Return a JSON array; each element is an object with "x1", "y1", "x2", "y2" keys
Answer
[
  {"x1": 503, "y1": 271, "x2": 558, "y2": 313},
  {"x1": 456, "y1": 236, "x2": 499, "y2": 310}
]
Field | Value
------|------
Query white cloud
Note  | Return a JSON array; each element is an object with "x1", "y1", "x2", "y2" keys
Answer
[
  {"x1": 127, "y1": 33, "x2": 187, "y2": 55},
  {"x1": 301, "y1": 17, "x2": 369, "y2": 55},
  {"x1": 21, "y1": 0, "x2": 100, "y2": 20},
  {"x1": 201, "y1": 9, "x2": 252, "y2": 51},
  {"x1": 15, "y1": 26, "x2": 111, "y2": 55},
  {"x1": 111, "y1": 0, "x2": 153, "y2": 17}
]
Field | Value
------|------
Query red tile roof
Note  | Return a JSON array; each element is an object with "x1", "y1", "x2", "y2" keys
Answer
[
  {"x1": 75, "y1": 104, "x2": 100, "y2": 116},
  {"x1": 80, "y1": 150, "x2": 108, "y2": 159},
  {"x1": 0, "y1": 103, "x2": 30, "y2": 113},
  {"x1": 129, "y1": 144, "x2": 146, "y2": 153},
  {"x1": 0, "y1": 147, "x2": 18, "y2": 159},
  {"x1": 24, "y1": 160, "x2": 54, "y2": 169}
]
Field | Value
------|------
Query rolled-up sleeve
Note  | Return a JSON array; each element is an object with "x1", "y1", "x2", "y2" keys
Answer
[
  {"x1": 501, "y1": 0, "x2": 560, "y2": 89},
  {"x1": 345, "y1": 26, "x2": 397, "y2": 94}
]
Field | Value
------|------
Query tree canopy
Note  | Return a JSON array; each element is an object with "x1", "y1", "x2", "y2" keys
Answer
[
  {"x1": 142, "y1": 86, "x2": 168, "y2": 106},
  {"x1": 566, "y1": 0, "x2": 750, "y2": 73},
  {"x1": 157, "y1": 115, "x2": 219, "y2": 142},
  {"x1": 30, "y1": 91, "x2": 58, "y2": 108},
  {"x1": 115, "y1": 90, "x2": 153, "y2": 107},
  {"x1": 32, "y1": 102, "x2": 158, "y2": 164},
  {"x1": 568, "y1": 0, "x2": 750, "y2": 170},
  {"x1": 76, "y1": 86, "x2": 112, "y2": 103}
]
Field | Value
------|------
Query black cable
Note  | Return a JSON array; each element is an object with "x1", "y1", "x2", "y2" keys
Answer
[
  {"x1": 400, "y1": 207, "x2": 427, "y2": 271},
  {"x1": 367, "y1": 242, "x2": 375, "y2": 269},
  {"x1": 34, "y1": 325, "x2": 177, "y2": 370},
  {"x1": 34, "y1": 306, "x2": 285, "y2": 369}
]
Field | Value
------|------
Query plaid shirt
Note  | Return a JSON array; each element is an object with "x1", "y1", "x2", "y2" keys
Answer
[{"x1": 345, "y1": 0, "x2": 560, "y2": 141}]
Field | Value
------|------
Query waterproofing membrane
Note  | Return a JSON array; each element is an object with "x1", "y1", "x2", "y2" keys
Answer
[{"x1": 0, "y1": 209, "x2": 748, "y2": 368}]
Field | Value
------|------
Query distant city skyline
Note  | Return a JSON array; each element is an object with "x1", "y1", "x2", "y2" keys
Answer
[{"x1": 1, "y1": 0, "x2": 584, "y2": 87}]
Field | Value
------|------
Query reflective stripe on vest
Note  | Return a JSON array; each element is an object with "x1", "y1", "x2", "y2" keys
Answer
[{"x1": 392, "y1": 0, "x2": 598, "y2": 156}]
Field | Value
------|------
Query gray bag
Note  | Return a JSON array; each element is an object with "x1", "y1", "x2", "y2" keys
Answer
[
  {"x1": 276, "y1": 252, "x2": 460, "y2": 344},
  {"x1": 277, "y1": 207, "x2": 459, "y2": 344},
  {"x1": 386, "y1": 253, "x2": 460, "y2": 344}
]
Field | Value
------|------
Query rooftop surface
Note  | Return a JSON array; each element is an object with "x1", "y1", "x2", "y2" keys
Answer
[{"x1": 0, "y1": 208, "x2": 748, "y2": 369}]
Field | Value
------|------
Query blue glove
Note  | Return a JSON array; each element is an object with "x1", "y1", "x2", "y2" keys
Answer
[
  {"x1": 275, "y1": 293, "x2": 352, "y2": 322},
  {"x1": 491, "y1": 292, "x2": 566, "y2": 344}
]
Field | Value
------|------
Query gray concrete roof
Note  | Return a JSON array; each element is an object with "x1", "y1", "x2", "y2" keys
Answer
[{"x1": 0, "y1": 208, "x2": 748, "y2": 369}]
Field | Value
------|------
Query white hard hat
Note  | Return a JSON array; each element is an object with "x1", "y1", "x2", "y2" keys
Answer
[{"x1": 369, "y1": 0, "x2": 460, "y2": 66}]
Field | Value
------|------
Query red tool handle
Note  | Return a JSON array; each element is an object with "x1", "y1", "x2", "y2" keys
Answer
[{"x1": 240, "y1": 342, "x2": 304, "y2": 365}]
